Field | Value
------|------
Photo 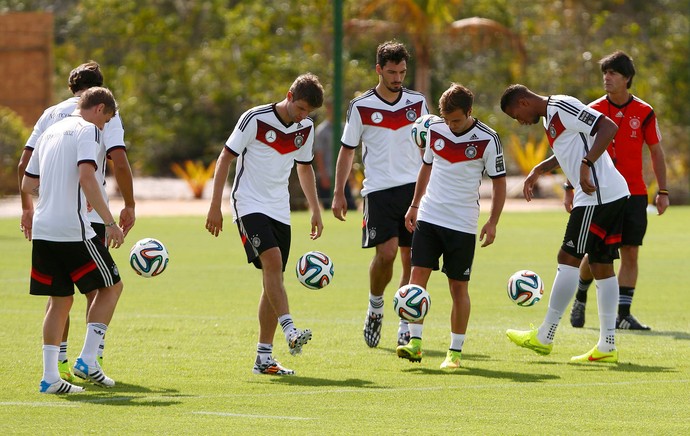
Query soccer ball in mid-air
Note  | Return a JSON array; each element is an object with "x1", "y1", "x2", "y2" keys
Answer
[
  {"x1": 296, "y1": 251, "x2": 334, "y2": 290},
  {"x1": 129, "y1": 238, "x2": 169, "y2": 278},
  {"x1": 410, "y1": 114, "x2": 442, "y2": 148},
  {"x1": 507, "y1": 270, "x2": 544, "y2": 307},
  {"x1": 393, "y1": 284, "x2": 431, "y2": 322}
]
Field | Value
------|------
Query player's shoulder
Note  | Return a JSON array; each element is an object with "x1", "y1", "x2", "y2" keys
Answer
[
  {"x1": 548, "y1": 94, "x2": 587, "y2": 116},
  {"x1": 630, "y1": 95, "x2": 654, "y2": 111},
  {"x1": 349, "y1": 89, "x2": 376, "y2": 106},
  {"x1": 237, "y1": 103, "x2": 275, "y2": 129},
  {"x1": 401, "y1": 87, "x2": 427, "y2": 101},
  {"x1": 474, "y1": 119, "x2": 500, "y2": 137}
]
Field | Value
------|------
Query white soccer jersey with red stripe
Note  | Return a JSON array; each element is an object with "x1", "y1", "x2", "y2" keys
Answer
[
  {"x1": 418, "y1": 119, "x2": 505, "y2": 234},
  {"x1": 226, "y1": 103, "x2": 314, "y2": 225},
  {"x1": 544, "y1": 95, "x2": 629, "y2": 206},
  {"x1": 341, "y1": 88, "x2": 429, "y2": 196}
]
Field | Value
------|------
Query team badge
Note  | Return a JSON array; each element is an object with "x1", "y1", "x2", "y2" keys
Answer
[
  {"x1": 433, "y1": 138, "x2": 445, "y2": 151},
  {"x1": 406, "y1": 109, "x2": 417, "y2": 121},
  {"x1": 252, "y1": 236, "x2": 261, "y2": 247},
  {"x1": 294, "y1": 133, "x2": 304, "y2": 148},
  {"x1": 265, "y1": 130, "x2": 277, "y2": 143},
  {"x1": 371, "y1": 112, "x2": 383, "y2": 124},
  {"x1": 629, "y1": 118, "x2": 640, "y2": 129},
  {"x1": 549, "y1": 125, "x2": 557, "y2": 138},
  {"x1": 369, "y1": 228, "x2": 377, "y2": 240},
  {"x1": 112, "y1": 264, "x2": 119, "y2": 276},
  {"x1": 465, "y1": 145, "x2": 477, "y2": 159}
]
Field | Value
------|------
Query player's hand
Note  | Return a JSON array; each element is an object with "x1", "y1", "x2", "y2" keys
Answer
[
  {"x1": 479, "y1": 222, "x2": 497, "y2": 247},
  {"x1": 205, "y1": 208, "x2": 223, "y2": 237},
  {"x1": 106, "y1": 225, "x2": 124, "y2": 249},
  {"x1": 331, "y1": 193, "x2": 347, "y2": 221},
  {"x1": 119, "y1": 206, "x2": 136, "y2": 237},
  {"x1": 522, "y1": 169, "x2": 540, "y2": 202},
  {"x1": 579, "y1": 165, "x2": 595, "y2": 195},
  {"x1": 404, "y1": 207, "x2": 418, "y2": 233},
  {"x1": 20, "y1": 209, "x2": 33, "y2": 241},
  {"x1": 563, "y1": 189, "x2": 574, "y2": 213},
  {"x1": 655, "y1": 193, "x2": 670, "y2": 215},
  {"x1": 310, "y1": 214, "x2": 324, "y2": 240}
]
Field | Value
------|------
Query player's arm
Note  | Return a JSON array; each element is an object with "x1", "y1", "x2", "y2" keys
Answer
[
  {"x1": 580, "y1": 116, "x2": 618, "y2": 195},
  {"x1": 331, "y1": 146, "x2": 355, "y2": 221},
  {"x1": 108, "y1": 148, "x2": 136, "y2": 236},
  {"x1": 648, "y1": 142, "x2": 669, "y2": 215},
  {"x1": 79, "y1": 163, "x2": 123, "y2": 249},
  {"x1": 17, "y1": 148, "x2": 35, "y2": 239},
  {"x1": 480, "y1": 175, "x2": 506, "y2": 247},
  {"x1": 404, "y1": 162, "x2": 431, "y2": 233},
  {"x1": 205, "y1": 147, "x2": 236, "y2": 237},
  {"x1": 523, "y1": 154, "x2": 559, "y2": 201},
  {"x1": 297, "y1": 162, "x2": 323, "y2": 240}
]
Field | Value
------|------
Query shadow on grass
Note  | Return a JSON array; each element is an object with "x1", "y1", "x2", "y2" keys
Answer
[
  {"x1": 253, "y1": 377, "x2": 381, "y2": 389},
  {"x1": 400, "y1": 366, "x2": 561, "y2": 383},
  {"x1": 62, "y1": 382, "x2": 184, "y2": 407},
  {"x1": 569, "y1": 362, "x2": 678, "y2": 373}
]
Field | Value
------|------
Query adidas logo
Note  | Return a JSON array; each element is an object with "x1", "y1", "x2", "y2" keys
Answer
[
  {"x1": 463, "y1": 268, "x2": 471, "y2": 275},
  {"x1": 470, "y1": 134, "x2": 479, "y2": 140},
  {"x1": 566, "y1": 240, "x2": 575, "y2": 248},
  {"x1": 405, "y1": 99, "x2": 413, "y2": 104},
  {"x1": 616, "y1": 111, "x2": 624, "y2": 118}
]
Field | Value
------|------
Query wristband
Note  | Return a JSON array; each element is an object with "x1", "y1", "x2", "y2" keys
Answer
[
  {"x1": 581, "y1": 157, "x2": 594, "y2": 167},
  {"x1": 658, "y1": 189, "x2": 669, "y2": 196},
  {"x1": 563, "y1": 183, "x2": 574, "y2": 191},
  {"x1": 105, "y1": 221, "x2": 117, "y2": 227}
]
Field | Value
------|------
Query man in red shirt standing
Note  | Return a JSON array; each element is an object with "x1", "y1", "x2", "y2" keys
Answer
[{"x1": 567, "y1": 51, "x2": 669, "y2": 330}]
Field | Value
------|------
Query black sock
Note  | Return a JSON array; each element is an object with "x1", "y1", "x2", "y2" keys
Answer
[
  {"x1": 575, "y1": 278, "x2": 594, "y2": 303},
  {"x1": 618, "y1": 286, "x2": 635, "y2": 317}
]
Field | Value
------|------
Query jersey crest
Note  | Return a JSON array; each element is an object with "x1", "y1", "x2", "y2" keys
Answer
[
  {"x1": 357, "y1": 101, "x2": 424, "y2": 130},
  {"x1": 256, "y1": 120, "x2": 312, "y2": 154},
  {"x1": 430, "y1": 130, "x2": 490, "y2": 163},
  {"x1": 545, "y1": 112, "x2": 566, "y2": 147}
]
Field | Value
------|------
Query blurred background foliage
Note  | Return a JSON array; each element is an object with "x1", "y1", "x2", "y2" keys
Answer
[{"x1": 1, "y1": 0, "x2": 688, "y2": 201}]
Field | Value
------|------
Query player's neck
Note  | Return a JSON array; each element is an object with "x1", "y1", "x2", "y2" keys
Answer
[
  {"x1": 607, "y1": 90, "x2": 631, "y2": 106},
  {"x1": 375, "y1": 83, "x2": 401, "y2": 103},
  {"x1": 274, "y1": 100, "x2": 291, "y2": 124}
]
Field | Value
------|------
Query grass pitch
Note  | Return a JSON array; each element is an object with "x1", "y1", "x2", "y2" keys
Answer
[{"x1": 0, "y1": 206, "x2": 688, "y2": 434}]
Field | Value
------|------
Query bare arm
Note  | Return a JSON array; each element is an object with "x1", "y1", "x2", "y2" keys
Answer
[
  {"x1": 79, "y1": 163, "x2": 123, "y2": 249},
  {"x1": 331, "y1": 146, "x2": 355, "y2": 221},
  {"x1": 523, "y1": 154, "x2": 560, "y2": 201},
  {"x1": 404, "y1": 163, "x2": 431, "y2": 233},
  {"x1": 109, "y1": 148, "x2": 136, "y2": 236},
  {"x1": 205, "y1": 147, "x2": 236, "y2": 237},
  {"x1": 649, "y1": 142, "x2": 669, "y2": 215},
  {"x1": 17, "y1": 149, "x2": 34, "y2": 240},
  {"x1": 297, "y1": 163, "x2": 324, "y2": 240},
  {"x1": 480, "y1": 176, "x2": 506, "y2": 247}
]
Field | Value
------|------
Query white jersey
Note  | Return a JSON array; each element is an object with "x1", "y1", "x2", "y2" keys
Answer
[
  {"x1": 544, "y1": 96, "x2": 629, "y2": 206},
  {"x1": 25, "y1": 116, "x2": 102, "y2": 242},
  {"x1": 341, "y1": 88, "x2": 429, "y2": 196},
  {"x1": 25, "y1": 96, "x2": 127, "y2": 224},
  {"x1": 226, "y1": 103, "x2": 315, "y2": 225},
  {"x1": 418, "y1": 119, "x2": 506, "y2": 234}
]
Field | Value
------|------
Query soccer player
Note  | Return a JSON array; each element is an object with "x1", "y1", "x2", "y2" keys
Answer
[
  {"x1": 567, "y1": 51, "x2": 668, "y2": 330},
  {"x1": 22, "y1": 87, "x2": 125, "y2": 393},
  {"x1": 17, "y1": 61, "x2": 135, "y2": 382},
  {"x1": 205, "y1": 73, "x2": 324, "y2": 376},
  {"x1": 500, "y1": 84, "x2": 629, "y2": 363},
  {"x1": 332, "y1": 40, "x2": 429, "y2": 348},
  {"x1": 396, "y1": 84, "x2": 506, "y2": 369}
]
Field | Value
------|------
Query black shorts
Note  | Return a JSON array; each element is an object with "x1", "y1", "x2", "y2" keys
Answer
[
  {"x1": 621, "y1": 195, "x2": 648, "y2": 246},
  {"x1": 236, "y1": 213, "x2": 291, "y2": 271},
  {"x1": 362, "y1": 183, "x2": 415, "y2": 248},
  {"x1": 91, "y1": 222, "x2": 106, "y2": 246},
  {"x1": 562, "y1": 196, "x2": 627, "y2": 264},
  {"x1": 411, "y1": 221, "x2": 476, "y2": 281},
  {"x1": 30, "y1": 237, "x2": 121, "y2": 297}
]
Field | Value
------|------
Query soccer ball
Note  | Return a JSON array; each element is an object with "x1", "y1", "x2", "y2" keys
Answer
[
  {"x1": 507, "y1": 270, "x2": 544, "y2": 307},
  {"x1": 410, "y1": 114, "x2": 442, "y2": 148},
  {"x1": 393, "y1": 284, "x2": 431, "y2": 322},
  {"x1": 129, "y1": 238, "x2": 169, "y2": 278},
  {"x1": 295, "y1": 251, "x2": 334, "y2": 290}
]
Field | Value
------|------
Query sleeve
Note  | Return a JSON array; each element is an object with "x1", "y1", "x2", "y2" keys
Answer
[
  {"x1": 643, "y1": 111, "x2": 662, "y2": 145},
  {"x1": 225, "y1": 109, "x2": 256, "y2": 155},
  {"x1": 340, "y1": 102, "x2": 362, "y2": 149},
  {"x1": 295, "y1": 125, "x2": 315, "y2": 163},
  {"x1": 23, "y1": 110, "x2": 51, "y2": 151},
  {"x1": 25, "y1": 146, "x2": 40, "y2": 177},
  {"x1": 485, "y1": 134, "x2": 506, "y2": 178},
  {"x1": 103, "y1": 111, "x2": 126, "y2": 153},
  {"x1": 76, "y1": 125, "x2": 101, "y2": 169},
  {"x1": 562, "y1": 97, "x2": 603, "y2": 136}
]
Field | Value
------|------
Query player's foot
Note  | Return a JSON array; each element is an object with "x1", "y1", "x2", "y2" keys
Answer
[
  {"x1": 58, "y1": 359, "x2": 74, "y2": 383},
  {"x1": 397, "y1": 331, "x2": 410, "y2": 346},
  {"x1": 396, "y1": 338, "x2": 422, "y2": 362},
  {"x1": 570, "y1": 300, "x2": 586, "y2": 328},
  {"x1": 39, "y1": 379, "x2": 84, "y2": 394},
  {"x1": 252, "y1": 356, "x2": 295, "y2": 375},
  {"x1": 73, "y1": 357, "x2": 115, "y2": 387},
  {"x1": 440, "y1": 350, "x2": 462, "y2": 369},
  {"x1": 570, "y1": 346, "x2": 618, "y2": 363},
  {"x1": 363, "y1": 312, "x2": 383, "y2": 348},
  {"x1": 506, "y1": 326, "x2": 553, "y2": 356},
  {"x1": 616, "y1": 314, "x2": 651, "y2": 330},
  {"x1": 288, "y1": 328, "x2": 312, "y2": 356}
]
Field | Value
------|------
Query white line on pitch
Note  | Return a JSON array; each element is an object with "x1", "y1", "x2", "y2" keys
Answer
[
  {"x1": 0, "y1": 402, "x2": 79, "y2": 407},
  {"x1": 193, "y1": 411, "x2": 315, "y2": 420}
]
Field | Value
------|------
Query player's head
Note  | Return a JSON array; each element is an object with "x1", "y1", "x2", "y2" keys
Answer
[
  {"x1": 599, "y1": 51, "x2": 635, "y2": 89},
  {"x1": 286, "y1": 73, "x2": 324, "y2": 122},
  {"x1": 500, "y1": 84, "x2": 541, "y2": 125},
  {"x1": 68, "y1": 61, "x2": 104, "y2": 94},
  {"x1": 78, "y1": 87, "x2": 117, "y2": 129},
  {"x1": 376, "y1": 41, "x2": 409, "y2": 93},
  {"x1": 439, "y1": 83, "x2": 474, "y2": 133}
]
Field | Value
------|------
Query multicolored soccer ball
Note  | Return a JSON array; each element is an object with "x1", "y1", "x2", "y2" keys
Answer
[
  {"x1": 410, "y1": 114, "x2": 442, "y2": 148},
  {"x1": 295, "y1": 251, "x2": 334, "y2": 290},
  {"x1": 129, "y1": 238, "x2": 169, "y2": 278},
  {"x1": 393, "y1": 284, "x2": 431, "y2": 322},
  {"x1": 507, "y1": 270, "x2": 544, "y2": 306}
]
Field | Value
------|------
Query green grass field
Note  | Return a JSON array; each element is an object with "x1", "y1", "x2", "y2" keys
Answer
[{"x1": 1, "y1": 207, "x2": 688, "y2": 434}]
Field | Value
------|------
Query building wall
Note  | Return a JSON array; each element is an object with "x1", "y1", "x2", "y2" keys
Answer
[{"x1": 0, "y1": 12, "x2": 53, "y2": 126}]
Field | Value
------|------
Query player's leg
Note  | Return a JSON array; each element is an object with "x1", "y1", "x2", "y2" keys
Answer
[
  {"x1": 363, "y1": 237, "x2": 398, "y2": 348},
  {"x1": 253, "y1": 282, "x2": 295, "y2": 375},
  {"x1": 396, "y1": 266, "x2": 431, "y2": 362},
  {"x1": 88, "y1": 222, "x2": 108, "y2": 364},
  {"x1": 45, "y1": 297, "x2": 73, "y2": 382},
  {"x1": 396, "y1": 245, "x2": 412, "y2": 345},
  {"x1": 570, "y1": 255, "x2": 593, "y2": 328}
]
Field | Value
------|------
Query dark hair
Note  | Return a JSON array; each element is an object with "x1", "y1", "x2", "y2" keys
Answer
[
  {"x1": 290, "y1": 73, "x2": 324, "y2": 108},
  {"x1": 78, "y1": 87, "x2": 117, "y2": 115},
  {"x1": 500, "y1": 84, "x2": 531, "y2": 112},
  {"x1": 68, "y1": 61, "x2": 104, "y2": 93},
  {"x1": 376, "y1": 40, "x2": 409, "y2": 68},
  {"x1": 439, "y1": 83, "x2": 474, "y2": 115},
  {"x1": 599, "y1": 51, "x2": 635, "y2": 89}
]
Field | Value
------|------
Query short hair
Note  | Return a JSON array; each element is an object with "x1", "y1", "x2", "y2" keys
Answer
[
  {"x1": 439, "y1": 83, "x2": 474, "y2": 115},
  {"x1": 500, "y1": 84, "x2": 531, "y2": 112},
  {"x1": 78, "y1": 87, "x2": 117, "y2": 115},
  {"x1": 599, "y1": 51, "x2": 635, "y2": 89},
  {"x1": 376, "y1": 40, "x2": 409, "y2": 68},
  {"x1": 68, "y1": 61, "x2": 104, "y2": 93},
  {"x1": 290, "y1": 73, "x2": 324, "y2": 109}
]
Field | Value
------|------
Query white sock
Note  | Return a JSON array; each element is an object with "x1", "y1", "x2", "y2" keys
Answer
[
  {"x1": 596, "y1": 276, "x2": 618, "y2": 352},
  {"x1": 278, "y1": 314, "x2": 296, "y2": 341},
  {"x1": 256, "y1": 342, "x2": 272, "y2": 364},
  {"x1": 398, "y1": 319, "x2": 409, "y2": 335},
  {"x1": 97, "y1": 334, "x2": 106, "y2": 359},
  {"x1": 409, "y1": 322, "x2": 424, "y2": 339},
  {"x1": 43, "y1": 345, "x2": 60, "y2": 383},
  {"x1": 368, "y1": 293, "x2": 384, "y2": 315},
  {"x1": 79, "y1": 323, "x2": 108, "y2": 364},
  {"x1": 58, "y1": 341, "x2": 68, "y2": 362},
  {"x1": 538, "y1": 264, "x2": 579, "y2": 344},
  {"x1": 450, "y1": 333, "x2": 465, "y2": 352}
]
